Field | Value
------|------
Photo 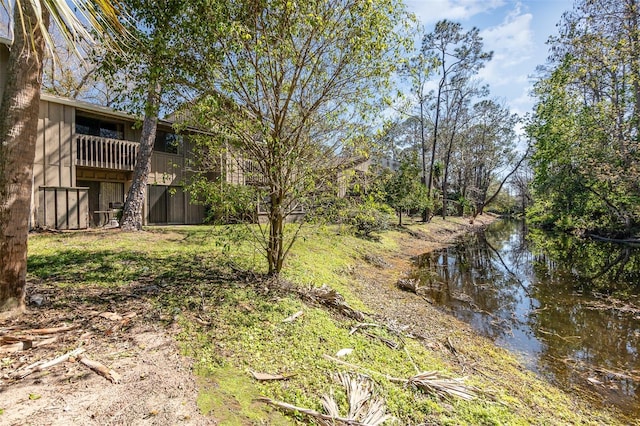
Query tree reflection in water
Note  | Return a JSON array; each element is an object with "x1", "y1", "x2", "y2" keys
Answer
[{"x1": 411, "y1": 220, "x2": 640, "y2": 416}]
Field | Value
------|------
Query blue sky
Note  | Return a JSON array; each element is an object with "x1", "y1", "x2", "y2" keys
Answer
[
  {"x1": 405, "y1": 0, "x2": 574, "y2": 118},
  {"x1": 0, "y1": 1, "x2": 573, "y2": 120}
]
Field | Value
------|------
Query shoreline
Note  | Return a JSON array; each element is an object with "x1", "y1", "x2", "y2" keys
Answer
[{"x1": 351, "y1": 214, "x2": 632, "y2": 424}]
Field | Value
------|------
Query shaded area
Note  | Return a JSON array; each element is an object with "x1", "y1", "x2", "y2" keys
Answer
[{"x1": 410, "y1": 220, "x2": 640, "y2": 417}]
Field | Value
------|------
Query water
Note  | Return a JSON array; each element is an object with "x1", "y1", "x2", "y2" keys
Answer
[{"x1": 411, "y1": 220, "x2": 640, "y2": 416}]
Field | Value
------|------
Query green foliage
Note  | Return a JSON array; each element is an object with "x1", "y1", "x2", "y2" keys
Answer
[
  {"x1": 346, "y1": 199, "x2": 394, "y2": 238},
  {"x1": 189, "y1": 178, "x2": 257, "y2": 225},
  {"x1": 186, "y1": 0, "x2": 413, "y2": 274},
  {"x1": 25, "y1": 225, "x2": 623, "y2": 425},
  {"x1": 384, "y1": 153, "x2": 429, "y2": 224},
  {"x1": 527, "y1": 1, "x2": 640, "y2": 236}
]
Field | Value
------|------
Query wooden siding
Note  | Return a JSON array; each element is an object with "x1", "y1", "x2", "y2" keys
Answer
[
  {"x1": 37, "y1": 187, "x2": 89, "y2": 230},
  {"x1": 149, "y1": 152, "x2": 184, "y2": 185},
  {"x1": 26, "y1": 97, "x2": 206, "y2": 227}
]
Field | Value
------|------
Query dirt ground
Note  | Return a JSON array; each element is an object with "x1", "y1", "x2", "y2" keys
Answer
[
  {"x1": 0, "y1": 284, "x2": 212, "y2": 426},
  {"x1": 0, "y1": 216, "x2": 494, "y2": 426},
  {"x1": 354, "y1": 215, "x2": 498, "y2": 344}
]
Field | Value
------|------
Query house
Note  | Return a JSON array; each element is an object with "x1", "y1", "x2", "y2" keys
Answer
[
  {"x1": 0, "y1": 38, "x2": 205, "y2": 229},
  {"x1": 336, "y1": 155, "x2": 401, "y2": 197}
]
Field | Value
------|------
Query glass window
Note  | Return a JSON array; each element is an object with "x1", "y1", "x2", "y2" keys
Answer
[
  {"x1": 76, "y1": 115, "x2": 124, "y2": 140},
  {"x1": 154, "y1": 130, "x2": 182, "y2": 154}
]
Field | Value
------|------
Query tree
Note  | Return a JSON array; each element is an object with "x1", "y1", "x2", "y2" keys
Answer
[
  {"x1": 100, "y1": 0, "x2": 206, "y2": 231},
  {"x1": 465, "y1": 99, "x2": 518, "y2": 215},
  {"x1": 0, "y1": 1, "x2": 124, "y2": 315},
  {"x1": 399, "y1": 39, "x2": 435, "y2": 219},
  {"x1": 420, "y1": 20, "x2": 492, "y2": 220},
  {"x1": 438, "y1": 78, "x2": 487, "y2": 219},
  {"x1": 191, "y1": 0, "x2": 410, "y2": 275},
  {"x1": 384, "y1": 152, "x2": 428, "y2": 225},
  {"x1": 528, "y1": 0, "x2": 640, "y2": 236}
]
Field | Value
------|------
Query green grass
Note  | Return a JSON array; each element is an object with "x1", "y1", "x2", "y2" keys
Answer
[{"x1": 26, "y1": 224, "x2": 626, "y2": 425}]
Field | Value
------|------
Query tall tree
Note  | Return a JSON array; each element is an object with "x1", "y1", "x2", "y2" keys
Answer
[
  {"x1": 191, "y1": 0, "x2": 410, "y2": 275},
  {"x1": 102, "y1": 0, "x2": 206, "y2": 231},
  {"x1": 0, "y1": 1, "x2": 124, "y2": 316},
  {"x1": 528, "y1": 0, "x2": 640, "y2": 235},
  {"x1": 466, "y1": 99, "x2": 518, "y2": 215},
  {"x1": 399, "y1": 41, "x2": 435, "y2": 218},
  {"x1": 384, "y1": 152, "x2": 427, "y2": 225},
  {"x1": 419, "y1": 20, "x2": 492, "y2": 220},
  {"x1": 42, "y1": 27, "x2": 126, "y2": 106},
  {"x1": 438, "y1": 78, "x2": 486, "y2": 219}
]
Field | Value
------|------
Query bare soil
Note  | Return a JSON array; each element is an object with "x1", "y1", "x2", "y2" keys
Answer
[{"x1": 0, "y1": 283, "x2": 212, "y2": 425}]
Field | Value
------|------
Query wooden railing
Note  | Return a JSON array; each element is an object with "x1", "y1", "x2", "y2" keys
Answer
[
  {"x1": 76, "y1": 134, "x2": 139, "y2": 171},
  {"x1": 242, "y1": 159, "x2": 268, "y2": 185}
]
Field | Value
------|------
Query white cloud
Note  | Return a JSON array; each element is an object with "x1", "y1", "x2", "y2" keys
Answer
[
  {"x1": 405, "y1": 0, "x2": 506, "y2": 24},
  {"x1": 477, "y1": 4, "x2": 534, "y2": 91},
  {"x1": 481, "y1": 4, "x2": 534, "y2": 67}
]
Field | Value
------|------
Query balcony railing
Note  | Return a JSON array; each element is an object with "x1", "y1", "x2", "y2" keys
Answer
[
  {"x1": 242, "y1": 159, "x2": 268, "y2": 186},
  {"x1": 76, "y1": 134, "x2": 139, "y2": 171}
]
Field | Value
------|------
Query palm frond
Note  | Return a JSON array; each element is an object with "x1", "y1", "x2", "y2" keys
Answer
[
  {"x1": 4, "y1": 0, "x2": 129, "y2": 60},
  {"x1": 408, "y1": 371, "x2": 478, "y2": 401}
]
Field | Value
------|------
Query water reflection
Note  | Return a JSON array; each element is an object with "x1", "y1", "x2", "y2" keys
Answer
[{"x1": 411, "y1": 220, "x2": 640, "y2": 416}]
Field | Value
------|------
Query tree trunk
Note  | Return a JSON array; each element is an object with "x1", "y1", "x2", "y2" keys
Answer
[
  {"x1": 424, "y1": 77, "x2": 444, "y2": 222},
  {"x1": 120, "y1": 81, "x2": 161, "y2": 231},
  {"x1": 419, "y1": 100, "x2": 429, "y2": 222},
  {"x1": 267, "y1": 191, "x2": 285, "y2": 275},
  {"x1": 0, "y1": 5, "x2": 48, "y2": 315}
]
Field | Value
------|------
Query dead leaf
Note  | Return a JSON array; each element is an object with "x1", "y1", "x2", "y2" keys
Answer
[
  {"x1": 335, "y1": 348, "x2": 353, "y2": 358},
  {"x1": 282, "y1": 310, "x2": 304, "y2": 323},
  {"x1": 99, "y1": 312, "x2": 123, "y2": 321}
]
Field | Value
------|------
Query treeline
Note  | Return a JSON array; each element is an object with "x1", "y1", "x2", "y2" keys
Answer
[{"x1": 527, "y1": 0, "x2": 640, "y2": 238}]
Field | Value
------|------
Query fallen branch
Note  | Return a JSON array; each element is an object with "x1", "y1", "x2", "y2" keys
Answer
[
  {"x1": 349, "y1": 323, "x2": 378, "y2": 335},
  {"x1": 257, "y1": 397, "x2": 369, "y2": 425},
  {"x1": 17, "y1": 325, "x2": 79, "y2": 335},
  {"x1": 349, "y1": 323, "x2": 403, "y2": 350},
  {"x1": 0, "y1": 336, "x2": 57, "y2": 353},
  {"x1": 77, "y1": 354, "x2": 121, "y2": 383},
  {"x1": 13, "y1": 347, "x2": 85, "y2": 379},
  {"x1": 323, "y1": 355, "x2": 478, "y2": 400},
  {"x1": 405, "y1": 371, "x2": 478, "y2": 401},
  {"x1": 282, "y1": 310, "x2": 304, "y2": 323},
  {"x1": 257, "y1": 373, "x2": 390, "y2": 425},
  {"x1": 299, "y1": 285, "x2": 366, "y2": 321},
  {"x1": 250, "y1": 370, "x2": 295, "y2": 381}
]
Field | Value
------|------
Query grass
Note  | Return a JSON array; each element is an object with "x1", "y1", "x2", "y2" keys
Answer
[{"x1": 26, "y1": 222, "x2": 628, "y2": 425}]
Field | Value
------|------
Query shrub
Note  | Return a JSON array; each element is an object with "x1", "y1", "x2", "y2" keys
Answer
[{"x1": 347, "y1": 200, "x2": 394, "y2": 237}]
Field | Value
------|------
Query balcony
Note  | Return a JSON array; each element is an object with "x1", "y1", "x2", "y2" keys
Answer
[{"x1": 76, "y1": 134, "x2": 139, "y2": 171}]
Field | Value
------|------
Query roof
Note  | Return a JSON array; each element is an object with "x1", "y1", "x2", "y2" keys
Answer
[{"x1": 39, "y1": 93, "x2": 182, "y2": 130}]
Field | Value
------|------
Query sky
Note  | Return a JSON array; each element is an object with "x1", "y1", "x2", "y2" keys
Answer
[
  {"x1": 405, "y1": 0, "x2": 574, "y2": 119},
  {"x1": 0, "y1": 0, "x2": 573, "y2": 120}
]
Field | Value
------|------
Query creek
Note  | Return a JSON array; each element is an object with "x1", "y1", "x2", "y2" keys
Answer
[{"x1": 410, "y1": 220, "x2": 640, "y2": 417}]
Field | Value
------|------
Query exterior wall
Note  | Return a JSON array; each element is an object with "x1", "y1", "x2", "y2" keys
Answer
[
  {"x1": 33, "y1": 100, "x2": 76, "y2": 227},
  {"x1": 30, "y1": 99, "x2": 206, "y2": 228},
  {"x1": 0, "y1": 44, "x2": 205, "y2": 229}
]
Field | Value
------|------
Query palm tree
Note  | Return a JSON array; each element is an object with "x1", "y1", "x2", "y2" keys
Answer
[{"x1": 0, "y1": 1, "x2": 125, "y2": 317}]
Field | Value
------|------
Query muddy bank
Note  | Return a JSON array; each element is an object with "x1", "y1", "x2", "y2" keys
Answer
[{"x1": 352, "y1": 214, "x2": 628, "y2": 424}]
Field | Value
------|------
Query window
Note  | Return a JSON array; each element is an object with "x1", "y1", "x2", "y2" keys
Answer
[
  {"x1": 154, "y1": 130, "x2": 182, "y2": 154},
  {"x1": 76, "y1": 115, "x2": 124, "y2": 140}
]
